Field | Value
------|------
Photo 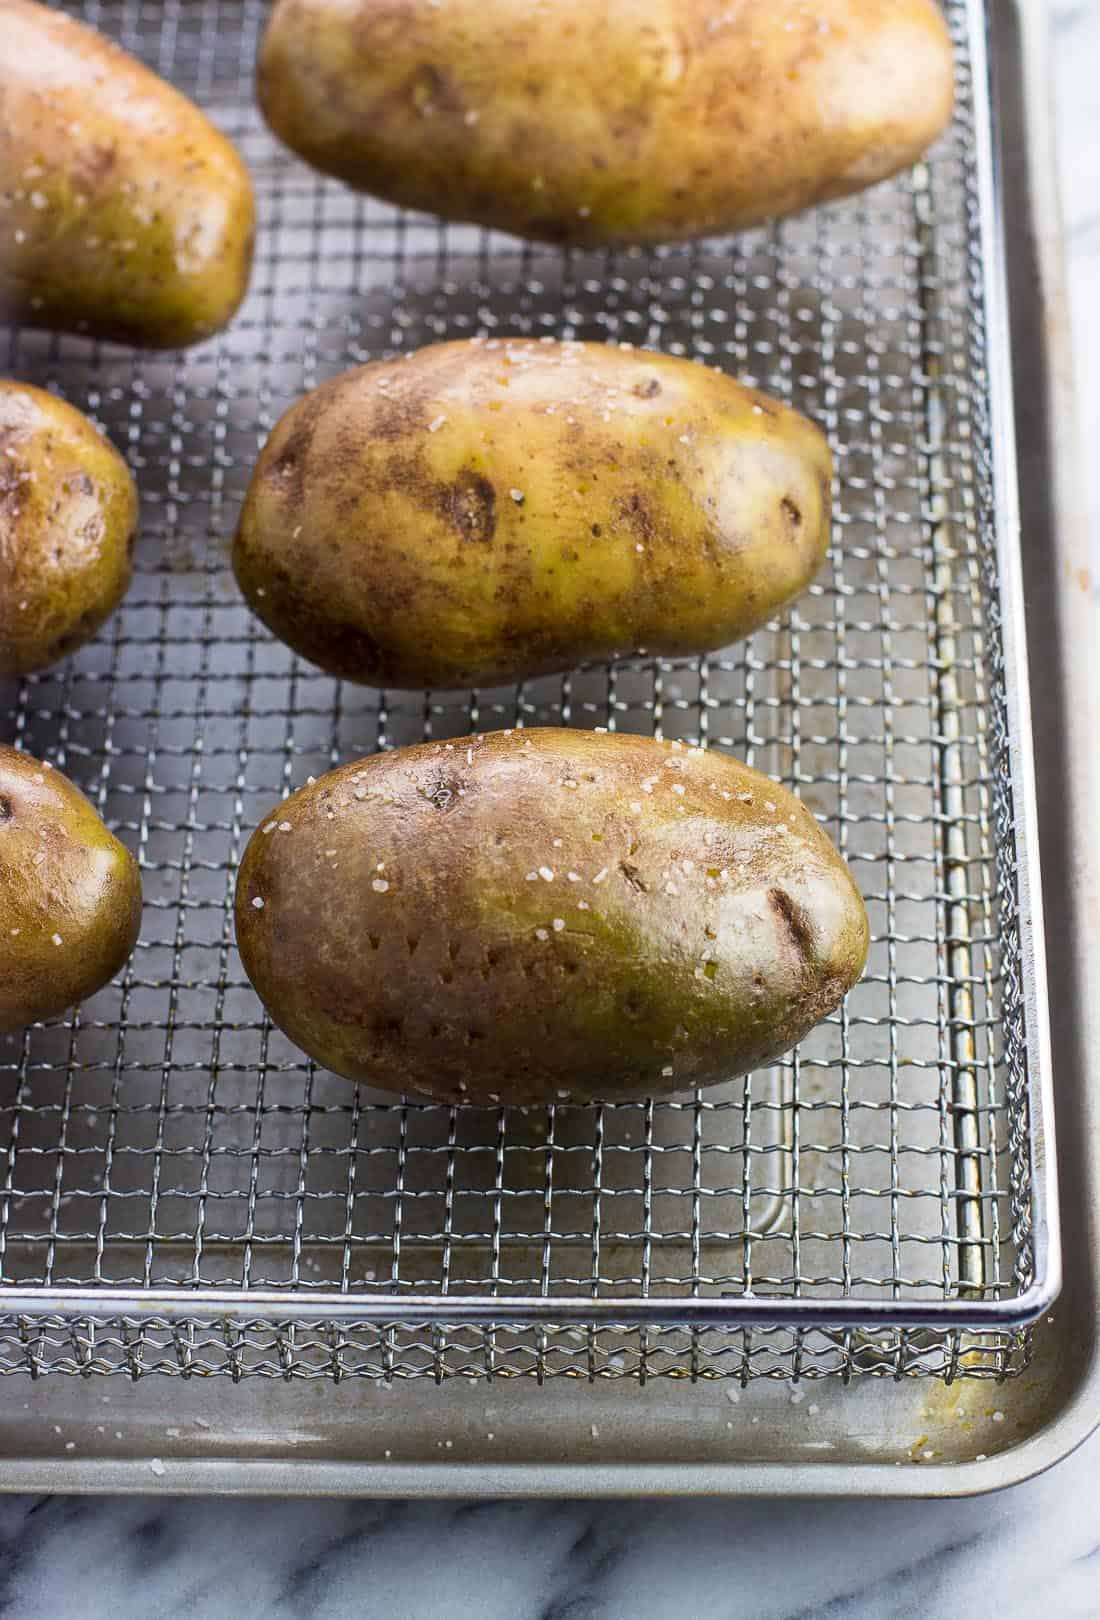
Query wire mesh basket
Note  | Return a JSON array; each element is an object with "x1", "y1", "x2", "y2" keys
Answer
[{"x1": 0, "y1": 0, "x2": 1058, "y2": 1383}]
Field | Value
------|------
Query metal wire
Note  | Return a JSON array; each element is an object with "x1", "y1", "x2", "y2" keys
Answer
[{"x1": 0, "y1": 0, "x2": 1041, "y2": 1380}]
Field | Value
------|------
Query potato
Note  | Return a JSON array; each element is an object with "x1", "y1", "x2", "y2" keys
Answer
[
  {"x1": 235, "y1": 729, "x2": 868, "y2": 1101},
  {"x1": 233, "y1": 338, "x2": 832, "y2": 689},
  {"x1": 258, "y1": 0, "x2": 954, "y2": 247},
  {"x1": 0, "y1": 747, "x2": 142, "y2": 1032},
  {"x1": 0, "y1": 381, "x2": 138, "y2": 677},
  {"x1": 0, "y1": 0, "x2": 255, "y2": 348}
]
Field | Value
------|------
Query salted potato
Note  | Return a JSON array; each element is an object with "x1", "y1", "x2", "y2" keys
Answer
[
  {"x1": 0, "y1": 381, "x2": 138, "y2": 676},
  {"x1": 0, "y1": 746, "x2": 142, "y2": 1032},
  {"x1": 0, "y1": 0, "x2": 255, "y2": 348},
  {"x1": 233, "y1": 338, "x2": 832, "y2": 689},
  {"x1": 258, "y1": 0, "x2": 954, "y2": 246},
  {"x1": 235, "y1": 729, "x2": 869, "y2": 1101}
]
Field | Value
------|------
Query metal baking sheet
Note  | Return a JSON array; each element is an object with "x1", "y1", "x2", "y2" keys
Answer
[{"x1": 0, "y1": 0, "x2": 1091, "y2": 1494}]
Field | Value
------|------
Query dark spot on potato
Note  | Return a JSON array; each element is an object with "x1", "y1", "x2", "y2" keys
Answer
[
  {"x1": 78, "y1": 142, "x2": 118, "y2": 189},
  {"x1": 780, "y1": 496, "x2": 803, "y2": 535},
  {"x1": 768, "y1": 887, "x2": 815, "y2": 967},
  {"x1": 619, "y1": 861, "x2": 647, "y2": 893},
  {"x1": 270, "y1": 445, "x2": 303, "y2": 490},
  {"x1": 591, "y1": 524, "x2": 602, "y2": 537},
  {"x1": 423, "y1": 778, "x2": 459, "y2": 811},
  {"x1": 617, "y1": 491, "x2": 656, "y2": 541},
  {"x1": 368, "y1": 933, "x2": 381, "y2": 951},
  {"x1": 633, "y1": 378, "x2": 661, "y2": 398},
  {"x1": 406, "y1": 60, "x2": 463, "y2": 117},
  {"x1": 446, "y1": 470, "x2": 496, "y2": 543},
  {"x1": 406, "y1": 934, "x2": 420, "y2": 956},
  {"x1": 0, "y1": 797, "x2": 11, "y2": 824},
  {"x1": 620, "y1": 987, "x2": 647, "y2": 1019}
]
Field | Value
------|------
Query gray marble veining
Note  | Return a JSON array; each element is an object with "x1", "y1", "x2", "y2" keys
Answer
[
  {"x1": 0, "y1": 1423, "x2": 1099, "y2": 1619},
  {"x1": 0, "y1": 3, "x2": 1096, "y2": 1616}
]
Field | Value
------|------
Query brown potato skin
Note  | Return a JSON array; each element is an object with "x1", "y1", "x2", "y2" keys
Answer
[
  {"x1": 0, "y1": 747, "x2": 142, "y2": 1032},
  {"x1": 235, "y1": 729, "x2": 869, "y2": 1101},
  {"x1": 258, "y1": 0, "x2": 954, "y2": 247},
  {"x1": 0, "y1": 0, "x2": 255, "y2": 348},
  {"x1": 233, "y1": 339, "x2": 832, "y2": 689},
  {"x1": 0, "y1": 381, "x2": 138, "y2": 677}
]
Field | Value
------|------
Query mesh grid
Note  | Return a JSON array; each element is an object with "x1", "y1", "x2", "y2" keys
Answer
[{"x1": 0, "y1": 0, "x2": 1041, "y2": 1380}]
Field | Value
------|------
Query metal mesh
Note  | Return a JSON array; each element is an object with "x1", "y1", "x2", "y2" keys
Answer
[{"x1": 0, "y1": 0, "x2": 1041, "y2": 1380}]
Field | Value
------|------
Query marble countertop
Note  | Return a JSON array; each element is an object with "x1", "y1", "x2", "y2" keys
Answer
[{"x1": 1, "y1": 4, "x2": 1097, "y2": 1616}]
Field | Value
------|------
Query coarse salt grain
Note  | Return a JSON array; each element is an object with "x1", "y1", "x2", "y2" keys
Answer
[
  {"x1": 251, "y1": 896, "x2": 264, "y2": 910},
  {"x1": 552, "y1": 918, "x2": 565, "y2": 932},
  {"x1": 372, "y1": 878, "x2": 390, "y2": 893}
]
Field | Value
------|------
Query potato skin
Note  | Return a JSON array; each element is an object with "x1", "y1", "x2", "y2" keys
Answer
[
  {"x1": 233, "y1": 339, "x2": 832, "y2": 689},
  {"x1": 0, "y1": 0, "x2": 255, "y2": 348},
  {"x1": 258, "y1": 0, "x2": 954, "y2": 247},
  {"x1": 235, "y1": 729, "x2": 868, "y2": 1101},
  {"x1": 0, "y1": 747, "x2": 142, "y2": 1032},
  {"x1": 0, "y1": 382, "x2": 138, "y2": 677}
]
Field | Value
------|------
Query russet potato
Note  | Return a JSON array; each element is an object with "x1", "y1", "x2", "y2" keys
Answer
[
  {"x1": 259, "y1": 0, "x2": 954, "y2": 246},
  {"x1": 235, "y1": 729, "x2": 869, "y2": 1101},
  {"x1": 233, "y1": 338, "x2": 832, "y2": 689}
]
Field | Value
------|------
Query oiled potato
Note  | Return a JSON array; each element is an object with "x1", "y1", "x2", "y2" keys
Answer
[
  {"x1": 0, "y1": 381, "x2": 138, "y2": 677},
  {"x1": 258, "y1": 0, "x2": 954, "y2": 247},
  {"x1": 0, "y1": 0, "x2": 255, "y2": 348},
  {"x1": 0, "y1": 747, "x2": 142, "y2": 1032},
  {"x1": 233, "y1": 338, "x2": 832, "y2": 689},
  {"x1": 235, "y1": 729, "x2": 868, "y2": 1101}
]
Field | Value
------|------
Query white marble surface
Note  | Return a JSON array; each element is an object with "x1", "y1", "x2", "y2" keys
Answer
[{"x1": 1, "y1": 5, "x2": 1097, "y2": 1617}]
